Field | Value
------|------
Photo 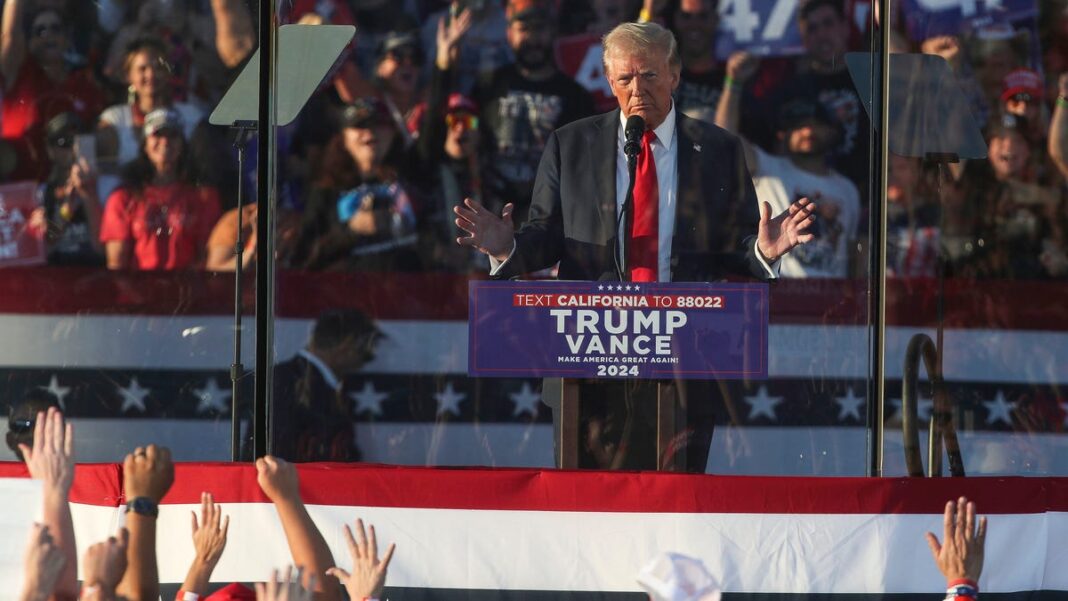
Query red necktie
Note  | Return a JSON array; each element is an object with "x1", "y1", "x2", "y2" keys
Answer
[{"x1": 630, "y1": 130, "x2": 658, "y2": 282}]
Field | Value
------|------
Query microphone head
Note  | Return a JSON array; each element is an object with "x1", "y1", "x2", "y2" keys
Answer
[{"x1": 625, "y1": 115, "x2": 646, "y2": 140}]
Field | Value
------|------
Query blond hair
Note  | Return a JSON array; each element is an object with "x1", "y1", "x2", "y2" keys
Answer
[{"x1": 601, "y1": 21, "x2": 681, "y2": 77}]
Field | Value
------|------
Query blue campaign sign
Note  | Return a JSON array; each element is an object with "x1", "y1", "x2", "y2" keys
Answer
[
  {"x1": 901, "y1": 0, "x2": 1038, "y2": 40},
  {"x1": 715, "y1": 0, "x2": 805, "y2": 59},
  {"x1": 468, "y1": 281, "x2": 769, "y2": 380}
]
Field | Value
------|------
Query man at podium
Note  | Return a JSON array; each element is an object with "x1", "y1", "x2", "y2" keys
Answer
[{"x1": 455, "y1": 21, "x2": 815, "y2": 471}]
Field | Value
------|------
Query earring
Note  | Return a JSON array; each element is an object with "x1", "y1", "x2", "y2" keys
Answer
[{"x1": 128, "y1": 85, "x2": 137, "y2": 105}]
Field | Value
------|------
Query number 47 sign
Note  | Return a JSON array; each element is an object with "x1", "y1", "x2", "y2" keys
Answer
[{"x1": 716, "y1": 0, "x2": 805, "y2": 59}]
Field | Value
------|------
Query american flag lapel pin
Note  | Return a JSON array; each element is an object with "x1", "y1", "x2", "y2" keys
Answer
[{"x1": 694, "y1": 143, "x2": 701, "y2": 152}]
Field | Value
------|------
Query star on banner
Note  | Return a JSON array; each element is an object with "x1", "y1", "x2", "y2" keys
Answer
[
  {"x1": 510, "y1": 382, "x2": 541, "y2": 418},
  {"x1": 598, "y1": 285, "x2": 604, "y2": 291},
  {"x1": 192, "y1": 379, "x2": 231, "y2": 415},
  {"x1": 624, "y1": 285, "x2": 632, "y2": 291},
  {"x1": 118, "y1": 377, "x2": 150, "y2": 413},
  {"x1": 983, "y1": 390, "x2": 1016, "y2": 426},
  {"x1": 834, "y1": 388, "x2": 864, "y2": 422},
  {"x1": 616, "y1": 285, "x2": 624, "y2": 291},
  {"x1": 889, "y1": 397, "x2": 933, "y2": 422},
  {"x1": 744, "y1": 385, "x2": 782, "y2": 421},
  {"x1": 44, "y1": 375, "x2": 70, "y2": 410},
  {"x1": 350, "y1": 381, "x2": 388, "y2": 417},
  {"x1": 434, "y1": 382, "x2": 466, "y2": 417}
]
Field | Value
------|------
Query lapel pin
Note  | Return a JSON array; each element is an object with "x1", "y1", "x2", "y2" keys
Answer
[{"x1": 693, "y1": 143, "x2": 702, "y2": 152}]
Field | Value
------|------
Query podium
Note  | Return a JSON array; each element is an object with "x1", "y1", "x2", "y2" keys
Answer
[{"x1": 468, "y1": 280, "x2": 769, "y2": 472}]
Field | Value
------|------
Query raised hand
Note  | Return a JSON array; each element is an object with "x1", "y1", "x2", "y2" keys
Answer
[
  {"x1": 435, "y1": 7, "x2": 472, "y2": 70},
  {"x1": 255, "y1": 566, "x2": 314, "y2": 601},
  {"x1": 725, "y1": 51, "x2": 760, "y2": 85},
  {"x1": 82, "y1": 529, "x2": 130, "y2": 599},
  {"x1": 21, "y1": 523, "x2": 66, "y2": 601},
  {"x1": 19, "y1": 407, "x2": 74, "y2": 498},
  {"x1": 454, "y1": 198, "x2": 515, "y2": 262},
  {"x1": 757, "y1": 197, "x2": 816, "y2": 263},
  {"x1": 255, "y1": 455, "x2": 301, "y2": 504},
  {"x1": 123, "y1": 444, "x2": 174, "y2": 502},
  {"x1": 925, "y1": 496, "x2": 987, "y2": 583},
  {"x1": 182, "y1": 491, "x2": 230, "y2": 595},
  {"x1": 325, "y1": 519, "x2": 396, "y2": 601}
]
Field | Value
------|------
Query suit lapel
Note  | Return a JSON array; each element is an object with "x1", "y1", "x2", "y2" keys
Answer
[
  {"x1": 591, "y1": 110, "x2": 620, "y2": 243},
  {"x1": 672, "y1": 113, "x2": 700, "y2": 263}
]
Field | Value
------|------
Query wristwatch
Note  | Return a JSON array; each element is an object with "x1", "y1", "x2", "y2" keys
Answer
[{"x1": 125, "y1": 496, "x2": 159, "y2": 518}]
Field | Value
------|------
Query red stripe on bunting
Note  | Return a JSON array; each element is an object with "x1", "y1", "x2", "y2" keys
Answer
[{"x1": 4, "y1": 462, "x2": 1065, "y2": 515}]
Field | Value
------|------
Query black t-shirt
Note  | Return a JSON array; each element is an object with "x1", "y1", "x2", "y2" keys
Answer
[
  {"x1": 39, "y1": 179, "x2": 104, "y2": 267},
  {"x1": 475, "y1": 64, "x2": 596, "y2": 224},
  {"x1": 674, "y1": 67, "x2": 726, "y2": 125}
]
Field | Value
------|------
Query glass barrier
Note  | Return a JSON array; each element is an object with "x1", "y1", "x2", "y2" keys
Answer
[
  {"x1": 883, "y1": 0, "x2": 1068, "y2": 476},
  {"x1": 0, "y1": 0, "x2": 258, "y2": 462}
]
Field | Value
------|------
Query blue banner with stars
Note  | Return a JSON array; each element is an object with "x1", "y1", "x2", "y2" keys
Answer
[{"x1": 468, "y1": 281, "x2": 769, "y2": 380}]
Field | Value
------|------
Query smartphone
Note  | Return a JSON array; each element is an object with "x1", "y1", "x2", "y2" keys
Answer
[{"x1": 74, "y1": 134, "x2": 97, "y2": 173}]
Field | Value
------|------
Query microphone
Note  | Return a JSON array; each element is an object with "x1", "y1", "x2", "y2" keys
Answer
[{"x1": 623, "y1": 114, "x2": 645, "y2": 160}]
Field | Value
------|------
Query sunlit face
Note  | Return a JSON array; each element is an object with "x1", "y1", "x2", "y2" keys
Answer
[
  {"x1": 28, "y1": 10, "x2": 68, "y2": 64},
  {"x1": 605, "y1": 48, "x2": 680, "y2": 129},
  {"x1": 674, "y1": 0, "x2": 718, "y2": 59},
  {"x1": 799, "y1": 5, "x2": 850, "y2": 64},
  {"x1": 343, "y1": 125, "x2": 395, "y2": 174},
  {"x1": 127, "y1": 50, "x2": 166, "y2": 101},
  {"x1": 145, "y1": 129, "x2": 182, "y2": 175},
  {"x1": 988, "y1": 131, "x2": 1029, "y2": 181},
  {"x1": 375, "y1": 46, "x2": 421, "y2": 95},
  {"x1": 783, "y1": 120, "x2": 836, "y2": 156}
]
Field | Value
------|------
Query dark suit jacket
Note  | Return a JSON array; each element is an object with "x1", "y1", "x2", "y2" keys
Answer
[
  {"x1": 495, "y1": 109, "x2": 766, "y2": 281},
  {"x1": 271, "y1": 354, "x2": 358, "y2": 462}
]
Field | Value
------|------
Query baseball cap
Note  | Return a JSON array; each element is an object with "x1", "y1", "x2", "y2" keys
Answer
[
  {"x1": 506, "y1": 0, "x2": 552, "y2": 22},
  {"x1": 45, "y1": 112, "x2": 83, "y2": 148},
  {"x1": 446, "y1": 93, "x2": 478, "y2": 114},
  {"x1": 204, "y1": 583, "x2": 256, "y2": 601},
  {"x1": 1000, "y1": 68, "x2": 1043, "y2": 102},
  {"x1": 143, "y1": 108, "x2": 184, "y2": 138},
  {"x1": 377, "y1": 30, "x2": 422, "y2": 60},
  {"x1": 341, "y1": 98, "x2": 391, "y2": 129},
  {"x1": 776, "y1": 96, "x2": 835, "y2": 132}
]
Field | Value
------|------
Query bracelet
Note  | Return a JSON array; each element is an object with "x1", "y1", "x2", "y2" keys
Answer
[
  {"x1": 725, "y1": 74, "x2": 738, "y2": 88},
  {"x1": 1057, "y1": 96, "x2": 1068, "y2": 108},
  {"x1": 80, "y1": 585, "x2": 100, "y2": 600},
  {"x1": 947, "y1": 578, "x2": 978, "y2": 590},
  {"x1": 638, "y1": 7, "x2": 653, "y2": 22},
  {"x1": 177, "y1": 590, "x2": 200, "y2": 601}
]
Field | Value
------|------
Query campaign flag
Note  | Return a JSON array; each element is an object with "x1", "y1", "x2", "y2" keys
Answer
[
  {"x1": 555, "y1": 34, "x2": 617, "y2": 112},
  {"x1": 0, "y1": 182, "x2": 44, "y2": 267},
  {"x1": 901, "y1": 0, "x2": 1038, "y2": 41},
  {"x1": 715, "y1": 0, "x2": 805, "y2": 59},
  {"x1": 468, "y1": 281, "x2": 769, "y2": 380}
]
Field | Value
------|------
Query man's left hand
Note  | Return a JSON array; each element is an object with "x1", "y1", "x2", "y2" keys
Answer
[{"x1": 757, "y1": 197, "x2": 816, "y2": 263}]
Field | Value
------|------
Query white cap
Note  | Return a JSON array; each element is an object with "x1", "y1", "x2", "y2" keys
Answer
[{"x1": 636, "y1": 552, "x2": 722, "y2": 601}]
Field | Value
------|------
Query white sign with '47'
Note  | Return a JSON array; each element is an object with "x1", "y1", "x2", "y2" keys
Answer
[{"x1": 715, "y1": 0, "x2": 805, "y2": 59}]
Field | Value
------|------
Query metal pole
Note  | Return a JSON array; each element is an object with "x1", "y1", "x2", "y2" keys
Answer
[
  {"x1": 230, "y1": 128, "x2": 248, "y2": 461},
  {"x1": 252, "y1": 0, "x2": 275, "y2": 460},
  {"x1": 867, "y1": 0, "x2": 891, "y2": 477}
]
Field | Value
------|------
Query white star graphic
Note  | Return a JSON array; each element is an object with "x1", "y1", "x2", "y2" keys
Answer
[
  {"x1": 834, "y1": 387, "x2": 864, "y2": 421},
  {"x1": 192, "y1": 379, "x2": 231, "y2": 415},
  {"x1": 350, "y1": 381, "x2": 388, "y2": 417},
  {"x1": 118, "y1": 377, "x2": 150, "y2": 413},
  {"x1": 889, "y1": 397, "x2": 933, "y2": 422},
  {"x1": 616, "y1": 285, "x2": 624, "y2": 291},
  {"x1": 44, "y1": 375, "x2": 70, "y2": 410},
  {"x1": 509, "y1": 382, "x2": 541, "y2": 418},
  {"x1": 624, "y1": 285, "x2": 632, "y2": 291},
  {"x1": 983, "y1": 390, "x2": 1016, "y2": 426},
  {"x1": 632, "y1": 285, "x2": 640, "y2": 292},
  {"x1": 598, "y1": 285, "x2": 604, "y2": 291},
  {"x1": 434, "y1": 382, "x2": 466, "y2": 417},
  {"x1": 744, "y1": 385, "x2": 782, "y2": 421}
]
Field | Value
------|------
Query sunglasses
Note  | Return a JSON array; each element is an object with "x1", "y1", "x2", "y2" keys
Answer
[
  {"x1": 1009, "y1": 92, "x2": 1035, "y2": 104},
  {"x1": 446, "y1": 113, "x2": 479, "y2": 131},
  {"x1": 8, "y1": 418, "x2": 34, "y2": 434}
]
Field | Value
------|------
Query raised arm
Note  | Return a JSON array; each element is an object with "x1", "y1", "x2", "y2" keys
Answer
[
  {"x1": 714, "y1": 51, "x2": 760, "y2": 173},
  {"x1": 256, "y1": 456, "x2": 340, "y2": 601},
  {"x1": 19, "y1": 408, "x2": 78, "y2": 601},
  {"x1": 81, "y1": 530, "x2": 129, "y2": 601},
  {"x1": 211, "y1": 0, "x2": 255, "y2": 68},
  {"x1": 180, "y1": 492, "x2": 230, "y2": 597},
  {"x1": 116, "y1": 445, "x2": 175, "y2": 601},
  {"x1": 1049, "y1": 74, "x2": 1068, "y2": 180},
  {"x1": 416, "y1": 9, "x2": 472, "y2": 166},
  {"x1": 925, "y1": 496, "x2": 987, "y2": 588},
  {"x1": 326, "y1": 519, "x2": 396, "y2": 601},
  {"x1": 0, "y1": 0, "x2": 27, "y2": 91}
]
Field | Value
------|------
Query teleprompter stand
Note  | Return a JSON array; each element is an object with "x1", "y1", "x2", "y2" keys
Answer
[{"x1": 209, "y1": 24, "x2": 355, "y2": 461}]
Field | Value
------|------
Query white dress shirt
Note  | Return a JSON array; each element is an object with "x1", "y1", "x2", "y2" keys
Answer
[{"x1": 492, "y1": 103, "x2": 777, "y2": 279}]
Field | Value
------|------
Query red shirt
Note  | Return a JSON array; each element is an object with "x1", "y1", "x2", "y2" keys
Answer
[
  {"x1": 1, "y1": 59, "x2": 105, "y2": 182},
  {"x1": 100, "y1": 183, "x2": 221, "y2": 270}
]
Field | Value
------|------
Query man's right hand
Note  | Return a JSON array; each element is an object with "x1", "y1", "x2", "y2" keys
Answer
[
  {"x1": 123, "y1": 445, "x2": 174, "y2": 503},
  {"x1": 255, "y1": 455, "x2": 300, "y2": 504},
  {"x1": 454, "y1": 198, "x2": 514, "y2": 262}
]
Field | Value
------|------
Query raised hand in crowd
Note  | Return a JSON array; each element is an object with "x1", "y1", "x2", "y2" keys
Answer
[
  {"x1": 925, "y1": 496, "x2": 987, "y2": 585},
  {"x1": 255, "y1": 567, "x2": 315, "y2": 601},
  {"x1": 19, "y1": 407, "x2": 78, "y2": 601},
  {"x1": 725, "y1": 51, "x2": 760, "y2": 87},
  {"x1": 256, "y1": 456, "x2": 340, "y2": 601},
  {"x1": 326, "y1": 519, "x2": 396, "y2": 601},
  {"x1": 435, "y1": 5, "x2": 473, "y2": 71},
  {"x1": 454, "y1": 198, "x2": 515, "y2": 262},
  {"x1": 118, "y1": 445, "x2": 174, "y2": 601},
  {"x1": 181, "y1": 492, "x2": 230, "y2": 596},
  {"x1": 81, "y1": 529, "x2": 130, "y2": 601},
  {"x1": 20, "y1": 523, "x2": 66, "y2": 601},
  {"x1": 920, "y1": 36, "x2": 962, "y2": 71}
]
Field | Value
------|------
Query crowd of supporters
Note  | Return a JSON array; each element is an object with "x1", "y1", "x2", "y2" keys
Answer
[{"x1": 3, "y1": 0, "x2": 1066, "y2": 281}]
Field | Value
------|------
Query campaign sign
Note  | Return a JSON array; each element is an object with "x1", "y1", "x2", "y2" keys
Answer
[
  {"x1": 468, "y1": 281, "x2": 768, "y2": 380},
  {"x1": 715, "y1": 0, "x2": 805, "y2": 59},
  {"x1": 554, "y1": 34, "x2": 618, "y2": 113},
  {"x1": 0, "y1": 182, "x2": 44, "y2": 267},
  {"x1": 901, "y1": 0, "x2": 1037, "y2": 40}
]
